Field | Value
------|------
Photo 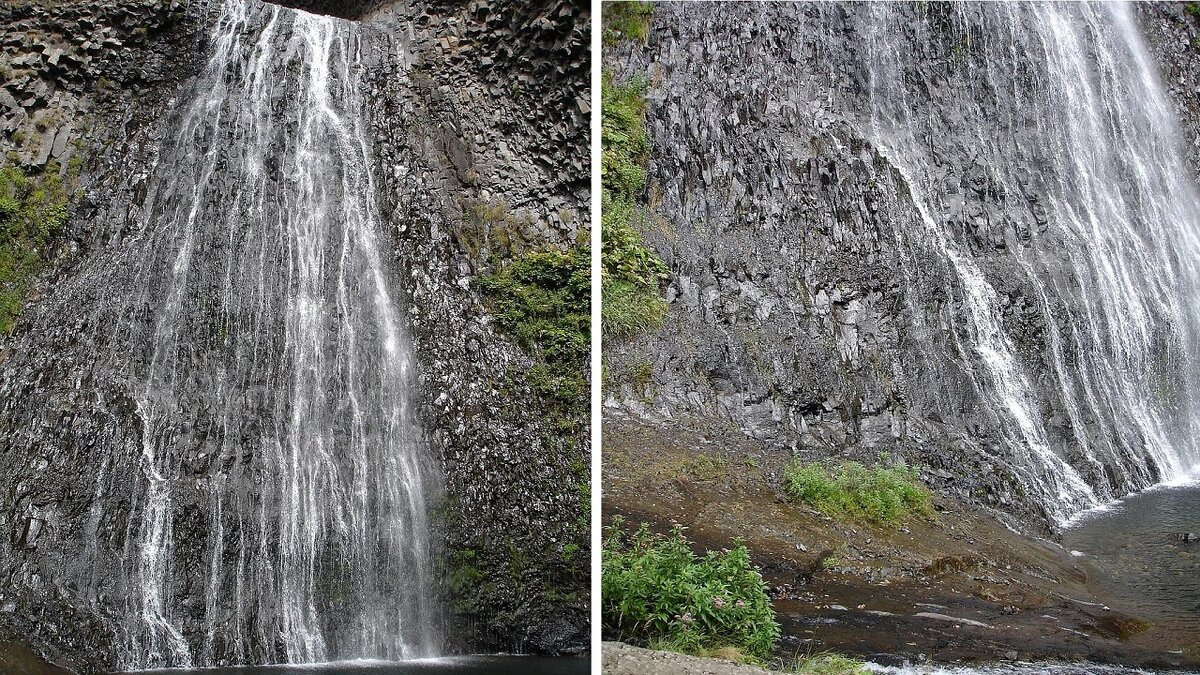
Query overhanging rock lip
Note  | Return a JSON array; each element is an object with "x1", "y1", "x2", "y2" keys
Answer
[{"x1": 261, "y1": 0, "x2": 389, "y2": 21}]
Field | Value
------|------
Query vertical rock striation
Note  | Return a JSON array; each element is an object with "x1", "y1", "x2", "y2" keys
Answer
[
  {"x1": 605, "y1": 2, "x2": 1200, "y2": 528},
  {"x1": 0, "y1": 0, "x2": 589, "y2": 670}
]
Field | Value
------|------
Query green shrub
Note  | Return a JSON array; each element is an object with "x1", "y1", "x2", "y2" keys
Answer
[
  {"x1": 783, "y1": 460, "x2": 932, "y2": 526},
  {"x1": 479, "y1": 244, "x2": 590, "y2": 403},
  {"x1": 602, "y1": 518, "x2": 780, "y2": 660},
  {"x1": 0, "y1": 164, "x2": 70, "y2": 335},
  {"x1": 602, "y1": 194, "x2": 668, "y2": 286},
  {"x1": 602, "y1": 1, "x2": 655, "y2": 47}
]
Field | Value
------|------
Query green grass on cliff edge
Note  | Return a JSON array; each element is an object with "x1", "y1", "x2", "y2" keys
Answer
[
  {"x1": 602, "y1": 1, "x2": 654, "y2": 46},
  {"x1": 0, "y1": 164, "x2": 69, "y2": 335}
]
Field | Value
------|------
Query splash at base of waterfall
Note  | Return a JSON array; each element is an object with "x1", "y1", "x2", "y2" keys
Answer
[{"x1": 132, "y1": 656, "x2": 590, "y2": 675}]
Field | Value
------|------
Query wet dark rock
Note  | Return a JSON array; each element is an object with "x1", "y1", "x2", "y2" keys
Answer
[
  {"x1": 0, "y1": 0, "x2": 588, "y2": 670},
  {"x1": 604, "y1": 2, "x2": 1200, "y2": 534}
]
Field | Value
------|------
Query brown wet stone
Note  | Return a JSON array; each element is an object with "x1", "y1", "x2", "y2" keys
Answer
[{"x1": 602, "y1": 416, "x2": 1200, "y2": 671}]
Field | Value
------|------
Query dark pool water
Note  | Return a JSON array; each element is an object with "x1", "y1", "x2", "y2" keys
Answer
[
  {"x1": 868, "y1": 662, "x2": 1183, "y2": 674},
  {"x1": 131, "y1": 656, "x2": 589, "y2": 674},
  {"x1": 1062, "y1": 478, "x2": 1200, "y2": 631}
]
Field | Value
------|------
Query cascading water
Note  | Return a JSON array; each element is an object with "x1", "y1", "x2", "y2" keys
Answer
[
  {"x1": 816, "y1": 1, "x2": 1200, "y2": 524},
  {"x1": 109, "y1": 0, "x2": 439, "y2": 667}
]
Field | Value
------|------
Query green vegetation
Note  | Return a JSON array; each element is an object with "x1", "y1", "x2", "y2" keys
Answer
[
  {"x1": 601, "y1": 68, "x2": 669, "y2": 338},
  {"x1": 793, "y1": 652, "x2": 871, "y2": 675},
  {"x1": 601, "y1": 2, "x2": 668, "y2": 339},
  {"x1": 602, "y1": 518, "x2": 780, "y2": 661},
  {"x1": 447, "y1": 548, "x2": 484, "y2": 611},
  {"x1": 782, "y1": 459, "x2": 933, "y2": 527},
  {"x1": 601, "y1": 72, "x2": 650, "y2": 195},
  {"x1": 479, "y1": 244, "x2": 590, "y2": 404},
  {"x1": 0, "y1": 164, "x2": 70, "y2": 334},
  {"x1": 674, "y1": 454, "x2": 728, "y2": 482},
  {"x1": 602, "y1": 1, "x2": 654, "y2": 46}
]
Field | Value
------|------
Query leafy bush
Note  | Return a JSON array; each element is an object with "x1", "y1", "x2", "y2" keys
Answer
[
  {"x1": 479, "y1": 244, "x2": 590, "y2": 403},
  {"x1": 602, "y1": 518, "x2": 780, "y2": 660},
  {"x1": 601, "y1": 190, "x2": 668, "y2": 341},
  {"x1": 602, "y1": 1, "x2": 655, "y2": 47},
  {"x1": 602, "y1": 194, "x2": 668, "y2": 286},
  {"x1": 783, "y1": 460, "x2": 932, "y2": 526},
  {"x1": 0, "y1": 164, "x2": 69, "y2": 335}
]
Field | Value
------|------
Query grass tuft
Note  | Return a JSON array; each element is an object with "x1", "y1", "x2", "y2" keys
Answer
[
  {"x1": 602, "y1": 1, "x2": 655, "y2": 47},
  {"x1": 793, "y1": 652, "x2": 872, "y2": 675},
  {"x1": 783, "y1": 459, "x2": 932, "y2": 527}
]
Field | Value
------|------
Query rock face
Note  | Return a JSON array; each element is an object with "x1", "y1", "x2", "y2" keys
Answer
[
  {"x1": 605, "y1": 2, "x2": 1200, "y2": 529},
  {"x1": 0, "y1": 0, "x2": 588, "y2": 670},
  {"x1": 0, "y1": 0, "x2": 202, "y2": 175},
  {"x1": 266, "y1": 0, "x2": 386, "y2": 20},
  {"x1": 360, "y1": 0, "x2": 591, "y2": 657}
]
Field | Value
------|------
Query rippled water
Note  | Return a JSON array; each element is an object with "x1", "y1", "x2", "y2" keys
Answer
[
  {"x1": 869, "y1": 662, "x2": 1186, "y2": 674},
  {"x1": 134, "y1": 655, "x2": 589, "y2": 674},
  {"x1": 1062, "y1": 479, "x2": 1200, "y2": 630}
]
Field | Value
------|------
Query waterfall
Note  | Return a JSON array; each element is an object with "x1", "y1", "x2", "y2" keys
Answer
[
  {"x1": 835, "y1": 2, "x2": 1200, "y2": 523},
  {"x1": 114, "y1": 0, "x2": 438, "y2": 667}
]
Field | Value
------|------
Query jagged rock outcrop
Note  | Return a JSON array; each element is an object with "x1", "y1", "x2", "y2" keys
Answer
[
  {"x1": 363, "y1": 0, "x2": 591, "y2": 655},
  {"x1": 0, "y1": 0, "x2": 588, "y2": 670}
]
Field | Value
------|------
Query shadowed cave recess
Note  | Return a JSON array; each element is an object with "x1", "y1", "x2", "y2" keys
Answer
[{"x1": 265, "y1": 0, "x2": 387, "y2": 20}]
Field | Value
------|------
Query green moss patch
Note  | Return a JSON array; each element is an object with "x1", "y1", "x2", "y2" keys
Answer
[
  {"x1": 479, "y1": 243, "x2": 590, "y2": 404},
  {"x1": 0, "y1": 164, "x2": 70, "y2": 335}
]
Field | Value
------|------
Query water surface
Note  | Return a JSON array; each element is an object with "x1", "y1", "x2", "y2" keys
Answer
[
  {"x1": 1063, "y1": 478, "x2": 1200, "y2": 633},
  {"x1": 134, "y1": 655, "x2": 589, "y2": 674},
  {"x1": 869, "y1": 662, "x2": 1185, "y2": 674}
]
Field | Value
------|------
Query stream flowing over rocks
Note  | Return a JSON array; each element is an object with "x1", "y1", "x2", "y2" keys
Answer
[
  {"x1": 0, "y1": 0, "x2": 589, "y2": 671},
  {"x1": 605, "y1": 1, "x2": 1200, "y2": 530}
]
